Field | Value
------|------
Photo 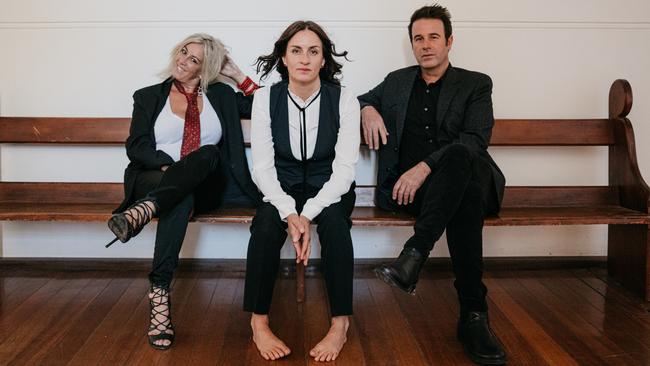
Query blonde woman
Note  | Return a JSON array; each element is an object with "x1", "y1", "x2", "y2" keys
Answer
[{"x1": 107, "y1": 33, "x2": 261, "y2": 350}]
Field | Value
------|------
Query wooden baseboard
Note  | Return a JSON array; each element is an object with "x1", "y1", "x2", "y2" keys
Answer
[{"x1": 0, "y1": 256, "x2": 606, "y2": 277}]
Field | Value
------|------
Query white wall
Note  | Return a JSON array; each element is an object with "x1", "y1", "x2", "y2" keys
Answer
[{"x1": 1, "y1": 0, "x2": 649, "y2": 259}]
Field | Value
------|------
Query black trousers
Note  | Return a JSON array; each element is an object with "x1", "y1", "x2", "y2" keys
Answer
[
  {"x1": 377, "y1": 144, "x2": 498, "y2": 313},
  {"x1": 243, "y1": 184, "x2": 356, "y2": 316},
  {"x1": 131, "y1": 145, "x2": 223, "y2": 287}
]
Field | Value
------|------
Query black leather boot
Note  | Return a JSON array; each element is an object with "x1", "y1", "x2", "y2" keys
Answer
[
  {"x1": 373, "y1": 247, "x2": 425, "y2": 294},
  {"x1": 457, "y1": 311, "x2": 507, "y2": 365}
]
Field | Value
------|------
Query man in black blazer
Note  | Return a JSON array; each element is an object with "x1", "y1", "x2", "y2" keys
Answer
[{"x1": 358, "y1": 5, "x2": 506, "y2": 365}]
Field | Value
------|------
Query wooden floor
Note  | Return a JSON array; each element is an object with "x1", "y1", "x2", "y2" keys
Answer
[{"x1": 1, "y1": 265, "x2": 650, "y2": 365}]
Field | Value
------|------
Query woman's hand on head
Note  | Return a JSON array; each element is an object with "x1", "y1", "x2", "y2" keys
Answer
[{"x1": 220, "y1": 55, "x2": 246, "y2": 85}]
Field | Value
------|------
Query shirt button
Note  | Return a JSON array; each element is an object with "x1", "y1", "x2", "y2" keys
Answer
[
  {"x1": 393, "y1": 147, "x2": 398, "y2": 152},
  {"x1": 426, "y1": 89, "x2": 430, "y2": 94},
  {"x1": 428, "y1": 139, "x2": 433, "y2": 143},
  {"x1": 425, "y1": 126, "x2": 430, "y2": 130},
  {"x1": 424, "y1": 107, "x2": 428, "y2": 111}
]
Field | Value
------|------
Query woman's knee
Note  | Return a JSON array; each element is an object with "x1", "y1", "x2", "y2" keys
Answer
[
  {"x1": 317, "y1": 205, "x2": 352, "y2": 230},
  {"x1": 250, "y1": 203, "x2": 285, "y2": 235}
]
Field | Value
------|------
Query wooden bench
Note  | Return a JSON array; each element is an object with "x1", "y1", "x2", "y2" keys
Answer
[{"x1": 1, "y1": 79, "x2": 649, "y2": 302}]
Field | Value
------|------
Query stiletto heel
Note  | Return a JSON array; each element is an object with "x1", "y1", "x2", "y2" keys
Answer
[
  {"x1": 105, "y1": 237, "x2": 119, "y2": 248},
  {"x1": 106, "y1": 199, "x2": 157, "y2": 246}
]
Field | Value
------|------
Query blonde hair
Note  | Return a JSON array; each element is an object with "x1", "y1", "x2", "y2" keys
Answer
[{"x1": 161, "y1": 33, "x2": 227, "y2": 91}]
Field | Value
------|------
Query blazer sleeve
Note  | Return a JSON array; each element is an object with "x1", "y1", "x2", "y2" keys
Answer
[
  {"x1": 424, "y1": 74, "x2": 494, "y2": 168},
  {"x1": 236, "y1": 91, "x2": 254, "y2": 119},
  {"x1": 125, "y1": 90, "x2": 175, "y2": 169}
]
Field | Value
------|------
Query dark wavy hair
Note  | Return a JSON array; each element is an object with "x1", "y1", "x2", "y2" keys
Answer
[
  {"x1": 408, "y1": 4, "x2": 452, "y2": 42},
  {"x1": 256, "y1": 21, "x2": 349, "y2": 85}
]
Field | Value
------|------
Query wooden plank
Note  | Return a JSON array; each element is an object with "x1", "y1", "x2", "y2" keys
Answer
[
  {"x1": 0, "y1": 183, "x2": 623, "y2": 209},
  {"x1": 0, "y1": 202, "x2": 648, "y2": 226},
  {"x1": 500, "y1": 272, "x2": 630, "y2": 365},
  {"x1": 0, "y1": 182, "x2": 124, "y2": 204},
  {"x1": 484, "y1": 276, "x2": 581, "y2": 365},
  {"x1": 4, "y1": 268, "x2": 650, "y2": 364},
  {"x1": 9, "y1": 274, "x2": 114, "y2": 366},
  {"x1": 354, "y1": 186, "x2": 619, "y2": 207},
  {"x1": 0, "y1": 274, "x2": 91, "y2": 364},
  {"x1": 0, "y1": 117, "x2": 617, "y2": 146},
  {"x1": 187, "y1": 278, "x2": 239, "y2": 365},
  {"x1": 67, "y1": 277, "x2": 147, "y2": 366},
  {"x1": 490, "y1": 119, "x2": 615, "y2": 146},
  {"x1": 501, "y1": 186, "x2": 618, "y2": 207},
  {"x1": 0, "y1": 117, "x2": 130, "y2": 144},
  {"x1": 366, "y1": 278, "x2": 439, "y2": 365}
]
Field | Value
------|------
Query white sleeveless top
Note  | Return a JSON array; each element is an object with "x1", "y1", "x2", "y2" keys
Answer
[{"x1": 154, "y1": 94, "x2": 222, "y2": 162}]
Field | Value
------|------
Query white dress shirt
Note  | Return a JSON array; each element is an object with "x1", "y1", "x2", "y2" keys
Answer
[
  {"x1": 251, "y1": 84, "x2": 360, "y2": 221},
  {"x1": 154, "y1": 94, "x2": 222, "y2": 162}
]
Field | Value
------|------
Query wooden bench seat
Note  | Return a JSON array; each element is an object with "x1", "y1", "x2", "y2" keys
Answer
[
  {"x1": 1, "y1": 183, "x2": 649, "y2": 226},
  {"x1": 1, "y1": 79, "x2": 649, "y2": 302}
]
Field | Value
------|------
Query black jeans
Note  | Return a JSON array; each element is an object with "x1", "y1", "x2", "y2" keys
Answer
[
  {"x1": 244, "y1": 184, "x2": 356, "y2": 316},
  {"x1": 131, "y1": 145, "x2": 223, "y2": 287},
  {"x1": 377, "y1": 144, "x2": 498, "y2": 313}
]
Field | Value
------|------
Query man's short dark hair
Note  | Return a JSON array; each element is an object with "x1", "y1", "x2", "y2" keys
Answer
[{"x1": 408, "y1": 4, "x2": 452, "y2": 42}]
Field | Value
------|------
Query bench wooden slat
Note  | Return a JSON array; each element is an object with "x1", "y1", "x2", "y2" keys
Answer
[
  {"x1": 356, "y1": 186, "x2": 618, "y2": 207},
  {"x1": 0, "y1": 203, "x2": 648, "y2": 226},
  {"x1": 0, "y1": 182, "x2": 124, "y2": 204},
  {"x1": 0, "y1": 117, "x2": 130, "y2": 144},
  {"x1": 489, "y1": 119, "x2": 615, "y2": 146},
  {"x1": 0, "y1": 117, "x2": 616, "y2": 146},
  {"x1": 0, "y1": 183, "x2": 647, "y2": 226},
  {"x1": 0, "y1": 182, "x2": 621, "y2": 208}
]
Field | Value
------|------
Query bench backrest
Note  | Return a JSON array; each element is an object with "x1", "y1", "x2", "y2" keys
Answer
[
  {"x1": 0, "y1": 117, "x2": 615, "y2": 146},
  {"x1": 1, "y1": 80, "x2": 645, "y2": 211}
]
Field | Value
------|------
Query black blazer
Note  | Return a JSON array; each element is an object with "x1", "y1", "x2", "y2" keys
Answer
[
  {"x1": 114, "y1": 78, "x2": 261, "y2": 213},
  {"x1": 358, "y1": 65, "x2": 505, "y2": 209}
]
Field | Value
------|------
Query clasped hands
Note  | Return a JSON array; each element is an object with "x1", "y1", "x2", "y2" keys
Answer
[{"x1": 287, "y1": 214, "x2": 311, "y2": 265}]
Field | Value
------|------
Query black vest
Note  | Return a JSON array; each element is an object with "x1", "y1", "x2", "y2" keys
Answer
[{"x1": 269, "y1": 81, "x2": 341, "y2": 191}]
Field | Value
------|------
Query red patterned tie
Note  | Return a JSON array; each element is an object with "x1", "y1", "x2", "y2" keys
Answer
[{"x1": 173, "y1": 80, "x2": 201, "y2": 159}]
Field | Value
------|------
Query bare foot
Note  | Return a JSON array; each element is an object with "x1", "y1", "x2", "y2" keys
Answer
[
  {"x1": 310, "y1": 316, "x2": 349, "y2": 362},
  {"x1": 251, "y1": 314, "x2": 291, "y2": 361}
]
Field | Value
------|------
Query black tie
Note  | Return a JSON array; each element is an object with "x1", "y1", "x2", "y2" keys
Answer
[{"x1": 287, "y1": 89, "x2": 322, "y2": 194}]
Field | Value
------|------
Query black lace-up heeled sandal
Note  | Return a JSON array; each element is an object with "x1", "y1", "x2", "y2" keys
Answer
[
  {"x1": 105, "y1": 199, "x2": 157, "y2": 247},
  {"x1": 148, "y1": 285, "x2": 175, "y2": 350}
]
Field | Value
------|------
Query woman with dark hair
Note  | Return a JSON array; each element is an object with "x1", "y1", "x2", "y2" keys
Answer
[
  {"x1": 244, "y1": 21, "x2": 360, "y2": 362},
  {"x1": 106, "y1": 33, "x2": 261, "y2": 350}
]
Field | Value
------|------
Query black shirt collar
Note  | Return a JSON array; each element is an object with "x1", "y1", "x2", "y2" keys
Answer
[{"x1": 416, "y1": 64, "x2": 450, "y2": 86}]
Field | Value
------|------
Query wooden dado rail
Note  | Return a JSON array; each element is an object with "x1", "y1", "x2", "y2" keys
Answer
[{"x1": 0, "y1": 80, "x2": 649, "y2": 302}]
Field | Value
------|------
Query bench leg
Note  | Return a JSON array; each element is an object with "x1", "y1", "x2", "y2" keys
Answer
[
  {"x1": 608, "y1": 224, "x2": 650, "y2": 301},
  {"x1": 296, "y1": 262, "x2": 305, "y2": 303}
]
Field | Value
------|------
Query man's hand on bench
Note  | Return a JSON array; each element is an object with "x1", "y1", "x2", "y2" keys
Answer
[
  {"x1": 393, "y1": 162, "x2": 431, "y2": 205},
  {"x1": 361, "y1": 106, "x2": 389, "y2": 150}
]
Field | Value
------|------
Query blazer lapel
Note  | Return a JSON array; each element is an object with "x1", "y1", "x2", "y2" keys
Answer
[
  {"x1": 436, "y1": 66, "x2": 460, "y2": 129},
  {"x1": 205, "y1": 85, "x2": 228, "y2": 141},
  {"x1": 151, "y1": 78, "x2": 173, "y2": 121},
  {"x1": 395, "y1": 66, "x2": 418, "y2": 148}
]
